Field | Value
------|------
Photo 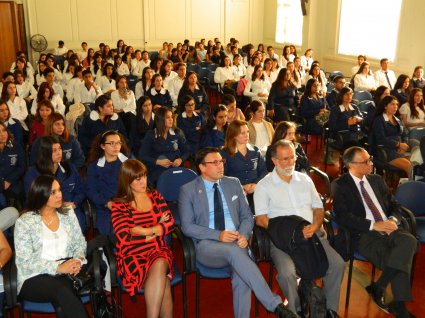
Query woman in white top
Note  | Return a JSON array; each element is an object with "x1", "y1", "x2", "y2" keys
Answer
[
  {"x1": 135, "y1": 67, "x2": 154, "y2": 101},
  {"x1": 353, "y1": 61, "x2": 376, "y2": 92},
  {"x1": 245, "y1": 55, "x2": 261, "y2": 80},
  {"x1": 244, "y1": 65, "x2": 271, "y2": 102},
  {"x1": 46, "y1": 56, "x2": 63, "y2": 84},
  {"x1": 114, "y1": 55, "x2": 130, "y2": 76},
  {"x1": 160, "y1": 60, "x2": 177, "y2": 90},
  {"x1": 1, "y1": 81, "x2": 28, "y2": 129},
  {"x1": 90, "y1": 53, "x2": 104, "y2": 80},
  {"x1": 14, "y1": 70, "x2": 37, "y2": 104},
  {"x1": 95, "y1": 63, "x2": 116, "y2": 94},
  {"x1": 31, "y1": 82, "x2": 65, "y2": 115},
  {"x1": 132, "y1": 51, "x2": 151, "y2": 79},
  {"x1": 304, "y1": 63, "x2": 327, "y2": 96},
  {"x1": 62, "y1": 63, "x2": 76, "y2": 93},
  {"x1": 11, "y1": 57, "x2": 34, "y2": 86},
  {"x1": 293, "y1": 57, "x2": 305, "y2": 88},
  {"x1": 214, "y1": 56, "x2": 237, "y2": 90},
  {"x1": 287, "y1": 61, "x2": 302, "y2": 89},
  {"x1": 66, "y1": 66, "x2": 84, "y2": 104},
  {"x1": 280, "y1": 45, "x2": 293, "y2": 68},
  {"x1": 246, "y1": 100, "x2": 274, "y2": 156},
  {"x1": 300, "y1": 49, "x2": 313, "y2": 73},
  {"x1": 36, "y1": 61, "x2": 47, "y2": 87},
  {"x1": 243, "y1": 45, "x2": 255, "y2": 67},
  {"x1": 232, "y1": 54, "x2": 246, "y2": 79},
  {"x1": 399, "y1": 88, "x2": 425, "y2": 128},
  {"x1": 263, "y1": 58, "x2": 275, "y2": 84},
  {"x1": 111, "y1": 76, "x2": 137, "y2": 115}
]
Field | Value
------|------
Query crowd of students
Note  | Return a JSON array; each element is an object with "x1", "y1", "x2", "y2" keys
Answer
[{"x1": 0, "y1": 36, "x2": 423, "y2": 317}]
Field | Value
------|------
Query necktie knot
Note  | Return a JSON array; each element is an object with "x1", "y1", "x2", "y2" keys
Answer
[{"x1": 213, "y1": 183, "x2": 218, "y2": 190}]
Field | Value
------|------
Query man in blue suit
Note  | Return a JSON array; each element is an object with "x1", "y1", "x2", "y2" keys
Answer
[{"x1": 179, "y1": 147, "x2": 296, "y2": 318}]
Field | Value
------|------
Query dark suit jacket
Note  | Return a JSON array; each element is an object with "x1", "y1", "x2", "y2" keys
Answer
[
  {"x1": 331, "y1": 173, "x2": 401, "y2": 245},
  {"x1": 178, "y1": 176, "x2": 254, "y2": 243}
]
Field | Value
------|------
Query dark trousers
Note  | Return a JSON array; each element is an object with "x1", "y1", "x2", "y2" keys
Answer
[
  {"x1": 358, "y1": 229, "x2": 417, "y2": 301},
  {"x1": 19, "y1": 274, "x2": 88, "y2": 318}
]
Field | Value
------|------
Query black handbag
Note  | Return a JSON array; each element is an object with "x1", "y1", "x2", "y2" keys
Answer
[
  {"x1": 91, "y1": 288, "x2": 116, "y2": 318},
  {"x1": 67, "y1": 262, "x2": 95, "y2": 295}
]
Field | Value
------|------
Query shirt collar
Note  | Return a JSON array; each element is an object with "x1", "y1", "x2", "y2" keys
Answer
[
  {"x1": 150, "y1": 87, "x2": 166, "y2": 95},
  {"x1": 349, "y1": 171, "x2": 367, "y2": 184},
  {"x1": 271, "y1": 168, "x2": 300, "y2": 184},
  {"x1": 154, "y1": 128, "x2": 176, "y2": 138},
  {"x1": 90, "y1": 111, "x2": 118, "y2": 121},
  {"x1": 182, "y1": 111, "x2": 199, "y2": 118},
  {"x1": 382, "y1": 113, "x2": 401, "y2": 125},
  {"x1": 96, "y1": 153, "x2": 128, "y2": 167},
  {"x1": 339, "y1": 104, "x2": 354, "y2": 112},
  {"x1": 202, "y1": 177, "x2": 220, "y2": 190}
]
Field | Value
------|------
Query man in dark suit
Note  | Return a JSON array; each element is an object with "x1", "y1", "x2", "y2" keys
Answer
[
  {"x1": 332, "y1": 146, "x2": 417, "y2": 318},
  {"x1": 179, "y1": 147, "x2": 296, "y2": 318}
]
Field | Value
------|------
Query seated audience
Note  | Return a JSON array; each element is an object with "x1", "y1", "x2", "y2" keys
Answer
[
  {"x1": 66, "y1": 65, "x2": 84, "y2": 104},
  {"x1": 326, "y1": 75, "x2": 346, "y2": 109},
  {"x1": 353, "y1": 62, "x2": 376, "y2": 92},
  {"x1": 135, "y1": 66, "x2": 154, "y2": 101},
  {"x1": 374, "y1": 58, "x2": 397, "y2": 89},
  {"x1": 351, "y1": 55, "x2": 366, "y2": 76},
  {"x1": 111, "y1": 159, "x2": 174, "y2": 317},
  {"x1": 246, "y1": 100, "x2": 274, "y2": 156},
  {"x1": 304, "y1": 63, "x2": 327, "y2": 96},
  {"x1": 160, "y1": 60, "x2": 177, "y2": 90},
  {"x1": 43, "y1": 67, "x2": 64, "y2": 100},
  {"x1": 14, "y1": 70, "x2": 37, "y2": 104},
  {"x1": 111, "y1": 75, "x2": 137, "y2": 133},
  {"x1": 86, "y1": 130, "x2": 129, "y2": 234},
  {"x1": 95, "y1": 63, "x2": 116, "y2": 94},
  {"x1": 73, "y1": 70, "x2": 103, "y2": 106},
  {"x1": 391, "y1": 74, "x2": 410, "y2": 105},
  {"x1": 300, "y1": 48, "x2": 314, "y2": 73},
  {"x1": 214, "y1": 56, "x2": 238, "y2": 93},
  {"x1": 399, "y1": 88, "x2": 425, "y2": 128},
  {"x1": 167, "y1": 62, "x2": 186, "y2": 109},
  {"x1": 131, "y1": 96, "x2": 155, "y2": 154},
  {"x1": 179, "y1": 147, "x2": 296, "y2": 318},
  {"x1": 15, "y1": 175, "x2": 88, "y2": 318},
  {"x1": 1, "y1": 81, "x2": 28, "y2": 130},
  {"x1": 411, "y1": 66, "x2": 425, "y2": 89},
  {"x1": 223, "y1": 94, "x2": 245, "y2": 123},
  {"x1": 244, "y1": 65, "x2": 271, "y2": 102},
  {"x1": 114, "y1": 54, "x2": 130, "y2": 76}
]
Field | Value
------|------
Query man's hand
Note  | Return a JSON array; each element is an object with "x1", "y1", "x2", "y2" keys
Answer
[
  {"x1": 219, "y1": 230, "x2": 239, "y2": 243},
  {"x1": 302, "y1": 224, "x2": 320, "y2": 238},
  {"x1": 373, "y1": 220, "x2": 397, "y2": 235},
  {"x1": 236, "y1": 234, "x2": 248, "y2": 248}
]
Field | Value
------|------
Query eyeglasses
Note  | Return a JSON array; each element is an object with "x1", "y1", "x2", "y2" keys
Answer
[
  {"x1": 203, "y1": 159, "x2": 226, "y2": 166},
  {"x1": 351, "y1": 156, "x2": 373, "y2": 165},
  {"x1": 104, "y1": 141, "x2": 122, "y2": 146}
]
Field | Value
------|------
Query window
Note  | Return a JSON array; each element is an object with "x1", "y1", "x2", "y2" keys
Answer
[
  {"x1": 338, "y1": 0, "x2": 402, "y2": 61},
  {"x1": 275, "y1": 0, "x2": 303, "y2": 46}
]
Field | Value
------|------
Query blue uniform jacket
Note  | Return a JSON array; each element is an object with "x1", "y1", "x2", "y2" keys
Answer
[
  {"x1": 177, "y1": 85, "x2": 209, "y2": 113},
  {"x1": 5, "y1": 118, "x2": 24, "y2": 147},
  {"x1": 146, "y1": 88, "x2": 173, "y2": 110},
  {"x1": 177, "y1": 112, "x2": 205, "y2": 154},
  {"x1": 0, "y1": 143, "x2": 26, "y2": 207},
  {"x1": 203, "y1": 127, "x2": 225, "y2": 148}
]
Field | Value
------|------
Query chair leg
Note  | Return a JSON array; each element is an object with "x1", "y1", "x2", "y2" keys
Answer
[
  {"x1": 196, "y1": 273, "x2": 200, "y2": 318},
  {"x1": 345, "y1": 258, "x2": 354, "y2": 308},
  {"x1": 324, "y1": 141, "x2": 329, "y2": 172},
  {"x1": 182, "y1": 274, "x2": 187, "y2": 318}
]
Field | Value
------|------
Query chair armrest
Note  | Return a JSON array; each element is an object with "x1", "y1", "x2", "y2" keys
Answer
[
  {"x1": 91, "y1": 247, "x2": 102, "y2": 290},
  {"x1": 3, "y1": 254, "x2": 18, "y2": 309},
  {"x1": 309, "y1": 166, "x2": 331, "y2": 200},
  {"x1": 102, "y1": 241, "x2": 118, "y2": 288},
  {"x1": 323, "y1": 211, "x2": 334, "y2": 245},
  {"x1": 173, "y1": 227, "x2": 196, "y2": 274},
  {"x1": 399, "y1": 206, "x2": 417, "y2": 237},
  {"x1": 252, "y1": 225, "x2": 271, "y2": 262}
]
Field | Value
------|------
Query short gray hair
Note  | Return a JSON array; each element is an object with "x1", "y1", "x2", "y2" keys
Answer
[{"x1": 270, "y1": 140, "x2": 295, "y2": 158}]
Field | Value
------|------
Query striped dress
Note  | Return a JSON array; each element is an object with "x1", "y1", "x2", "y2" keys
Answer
[{"x1": 111, "y1": 191, "x2": 174, "y2": 296}]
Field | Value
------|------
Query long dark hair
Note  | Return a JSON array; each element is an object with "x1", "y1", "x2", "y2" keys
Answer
[
  {"x1": 36, "y1": 135, "x2": 71, "y2": 177},
  {"x1": 374, "y1": 95, "x2": 398, "y2": 119},
  {"x1": 115, "y1": 159, "x2": 149, "y2": 203},
  {"x1": 155, "y1": 107, "x2": 176, "y2": 140},
  {"x1": 270, "y1": 121, "x2": 297, "y2": 146},
  {"x1": 25, "y1": 175, "x2": 68, "y2": 214},
  {"x1": 136, "y1": 96, "x2": 154, "y2": 133},
  {"x1": 94, "y1": 95, "x2": 113, "y2": 124},
  {"x1": 407, "y1": 88, "x2": 425, "y2": 119}
]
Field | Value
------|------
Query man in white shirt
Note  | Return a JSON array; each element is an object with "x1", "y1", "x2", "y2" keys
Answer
[
  {"x1": 168, "y1": 62, "x2": 186, "y2": 108},
  {"x1": 78, "y1": 42, "x2": 88, "y2": 61},
  {"x1": 43, "y1": 68, "x2": 64, "y2": 100},
  {"x1": 73, "y1": 70, "x2": 102, "y2": 105},
  {"x1": 53, "y1": 40, "x2": 68, "y2": 57},
  {"x1": 266, "y1": 46, "x2": 280, "y2": 60},
  {"x1": 374, "y1": 58, "x2": 397, "y2": 89},
  {"x1": 255, "y1": 140, "x2": 344, "y2": 317}
]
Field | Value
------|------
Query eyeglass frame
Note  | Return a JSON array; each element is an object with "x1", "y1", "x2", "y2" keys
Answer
[
  {"x1": 350, "y1": 156, "x2": 373, "y2": 165},
  {"x1": 202, "y1": 159, "x2": 226, "y2": 166}
]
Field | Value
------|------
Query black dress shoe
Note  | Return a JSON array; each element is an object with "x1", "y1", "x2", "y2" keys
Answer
[
  {"x1": 327, "y1": 309, "x2": 339, "y2": 318},
  {"x1": 366, "y1": 283, "x2": 389, "y2": 312},
  {"x1": 275, "y1": 303, "x2": 298, "y2": 318}
]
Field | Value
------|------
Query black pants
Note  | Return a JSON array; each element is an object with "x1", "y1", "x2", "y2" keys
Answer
[{"x1": 19, "y1": 274, "x2": 88, "y2": 318}]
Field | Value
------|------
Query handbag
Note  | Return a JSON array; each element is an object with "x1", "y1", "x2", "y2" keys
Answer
[
  {"x1": 91, "y1": 288, "x2": 116, "y2": 318},
  {"x1": 67, "y1": 262, "x2": 95, "y2": 295},
  {"x1": 314, "y1": 111, "x2": 330, "y2": 126}
]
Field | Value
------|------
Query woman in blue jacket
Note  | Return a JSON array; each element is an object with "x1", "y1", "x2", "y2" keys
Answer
[
  {"x1": 30, "y1": 113, "x2": 85, "y2": 168},
  {"x1": 85, "y1": 130, "x2": 129, "y2": 234},
  {"x1": 203, "y1": 104, "x2": 228, "y2": 148},
  {"x1": 24, "y1": 135, "x2": 86, "y2": 231},
  {"x1": 139, "y1": 107, "x2": 189, "y2": 185},
  {"x1": 0, "y1": 122, "x2": 26, "y2": 208},
  {"x1": 78, "y1": 94, "x2": 127, "y2": 155},
  {"x1": 146, "y1": 74, "x2": 173, "y2": 111},
  {"x1": 177, "y1": 95, "x2": 205, "y2": 155},
  {"x1": 177, "y1": 71, "x2": 209, "y2": 114},
  {"x1": 0, "y1": 101, "x2": 24, "y2": 147}
]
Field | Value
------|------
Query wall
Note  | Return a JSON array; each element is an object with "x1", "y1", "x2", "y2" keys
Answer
[{"x1": 23, "y1": 0, "x2": 264, "y2": 64}]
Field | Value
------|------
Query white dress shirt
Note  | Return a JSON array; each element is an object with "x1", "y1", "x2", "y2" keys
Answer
[{"x1": 374, "y1": 69, "x2": 397, "y2": 89}]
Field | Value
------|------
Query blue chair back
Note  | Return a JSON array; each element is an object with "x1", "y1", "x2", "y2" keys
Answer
[
  {"x1": 329, "y1": 71, "x2": 344, "y2": 82},
  {"x1": 409, "y1": 127, "x2": 425, "y2": 141},
  {"x1": 198, "y1": 61, "x2": 209, "y2": 68},
  {"x1": 157, "y1": 167, "x2": 198, "y2": 202},
  {"x1": 395, "y1": 181, "x2": 425, "y2": 217},
  {"x1": 208, "y1": 63, "x2": 218, "y2": 72},
  {"x1": 186, "y1": 63, "x2": 200, "y2": 74},
  {"x1": 126, "y1": 75, "x2": 139, "y2": 93},
  {"x1": 197, "y1": 67, "x2": 209, "y2": 86},
  {"x1": 358, "y1": 100, "x2": 375, "y2": 113},
  {"x1": 353, "y1": 90, "x2": 373, "y2": 102}
]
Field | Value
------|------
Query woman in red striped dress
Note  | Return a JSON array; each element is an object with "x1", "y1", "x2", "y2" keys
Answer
[{"x1": 111, "y1": 159, "x2": 174, "y2": 317}]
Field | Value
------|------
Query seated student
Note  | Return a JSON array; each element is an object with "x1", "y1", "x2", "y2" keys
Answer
[
  {"x1": 0, "y1": 72, "x2": 15, "y2": 94},
  {"x1": 31, "y1": 82, "x2": 65, "y2": 116},
  {"x1": 30, "y1": 113, "x2": 85, "y2": 168},
  {"x1": 177, "y1": 71, "x2": 209, "y2": 114},
  {"x1": 332, "y1": 146, "x2": 417, "y2": 318},
  {"x1": 293, "y1": 57, "x2": 306, "y2": 88},
  {"x1": 353, "y1": 62, "x2": 376, "y2": 92},
  {"x1": 351, "y1": 55, "x2": 366, "y2": 76},
  {"x1": 300, "y1": 48, "x2": 314, "y2": 73},
  {"x1": 255, "y1": 140, "x2": 344, "y2": 317},
  {"x1": 304, "y1": 63, "x2": 327, "y2": 96},
  {"x1": 0, "y1": 101, "x2": 24, "y2": 147},
  {"x1": 179, "y1": 147, "x2": 296, "y2": 318},
  {"x1": 326, "y1": 75, "x2": 346, "y2": 109},
  {"x1": 265, "y1": 121, "x2": 309, "y2": 173},
  {"x1": 411, "y1": 66, "x2": 425, "y2": 89},
  {"x1": 131, "y1": 96, "x2": 155, "y2": 154},
  {"x1": 111, "y1": 75, "x2": 137, "y2": 133},
  {"x1": 139, "y1": 107, "x2": 190, "y2": 185},
  {"x1": 29, "y1": 100, "x2": 54, "y2": 145},
  {"x1": 209, "y1": 45, "x2": 222, "y2": 65},
  {"x1": 24, "y1": 136, "x2": 86, "y2": 231},
  {"x1": 262, "y1": 58, "x2": 275, "y2": 84},
  {"x1": 43, "y1": 67, "x2": 64, "y2": 100},
  {"x1": 203, "y1": 104, "x2": 228, "y2": 148},
  {"x1": 62, "y1": 62, "x2": 77, "y2": 95},
  {"x1": 150, "y1": 57, "x2": 164, "y2": 75},
  {"x1": 374, "y1": 58, "x2": 397, "y2": 89},
  {"x1": 46, "y1": 55, "x2": 63, "y2": 86},
  {"x1": 280, "y1": 45, "x2": 293, "y2": 68},
  {"x1": 399, "y1": 88, "x2": 425, "y2": 128},
  {"x1": 245, "y1": 54, "x2": 261, "y2": 80},
  {"x1": 267, "y1": 68, "x2": 297, "y2": 122},
  {"x1": 73, "y1": 69, "x2": 103, "y2": 106},
  {"x1": 14, "y1": 70, "x2": 37, "y2": 104},
  {"x1": 78, "y1": 95, "x2": 127, "y2": 155},
  {"x1": 11, "y1": 57, "x2": 34, "y2": 87},
  {"x1": 66, "y1": 65, "x2": 84, "y2": 104},
  {"x1": 299, "y1": 78, "x2": 329, "y2": 135},
  {"x1": 177, "y1": 95, "x2": 205, "y2": 156},
  {"x1": 223, "y1": 94, "x2": 245, "y2": 123},
  {"x1": 1, "y1": 81, "x2": 28, "y2": 130},
  {"x1": 86, "y1": 130, "x2": 129, "y2": 234},
  {"x1": 146, "y1": 74, "x2": 173, "y2": 110},
  {"x1": 233, "y1": 54, "x2": 247, "y2": 79},
  {"x1": 160, "y1": 60, "x2": 177, "y2": 90},
  {"x1": 114, "y1": 54, "x2": 130, "y2": 76},
  {"x1": 95, "y1": 63, "x2": 116, "y2": 94},
  {"x1": 132, "y1": 50, "x2": 150, "y2": 79},
  {"x1": 0, "y1": 122, "x2": 26, "y2": 211},
  {"x1": 370, "y1": 95, "x2": 417, "y2": 177},
  {"x1": 246, "y1": 100, "x2": 274, "y2": 156},
  {"x1": 364, "y1": 85, "x2": 391, "y2": 131},
  {"x1": 391, "y1": 74, "x2": 410, "y2": 106},
  {"x1": 221, "y1": 120, "x2": 267, "y2": 212},
  {"x1": 90, "y1": 52, "x2": 104, "y2": 80},
  {"x1": 328, "y1": 87, "x2": 365, "y2": 149},
  {"x1": 214, "y1": 56, "x2": 238, "y2": 94},
  {"x1": 244, "y1": 65, "x2": 271, "y2": 103},
  {"x1": 135, "y1": 66, "x2": 154, "y2": 101},
  {"x1": 15, "y1": 175, "x2": 88, "y2": 318}
]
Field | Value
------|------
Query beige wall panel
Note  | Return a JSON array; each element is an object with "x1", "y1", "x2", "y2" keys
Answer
[
  {"x1": 116, "y1": 0, "x2": 144, "y2": 41},
  {"x1": 190, "y1": 0, "x2": 222, "y2": 40},
  {"x1": 34, "y1": 0, "x2": 73, "y2": 42},
  {"x1": 75, "y1": 0, "x2": 112, "y2": 42}
]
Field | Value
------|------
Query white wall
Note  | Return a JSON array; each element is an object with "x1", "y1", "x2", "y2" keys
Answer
[{"x1": 24, "y1": 0, "x2": 264, "y2": 63}]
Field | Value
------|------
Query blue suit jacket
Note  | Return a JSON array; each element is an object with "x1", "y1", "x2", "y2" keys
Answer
[{"x1": 178, "y1": 176, "x2": 254, "y2": 243}]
